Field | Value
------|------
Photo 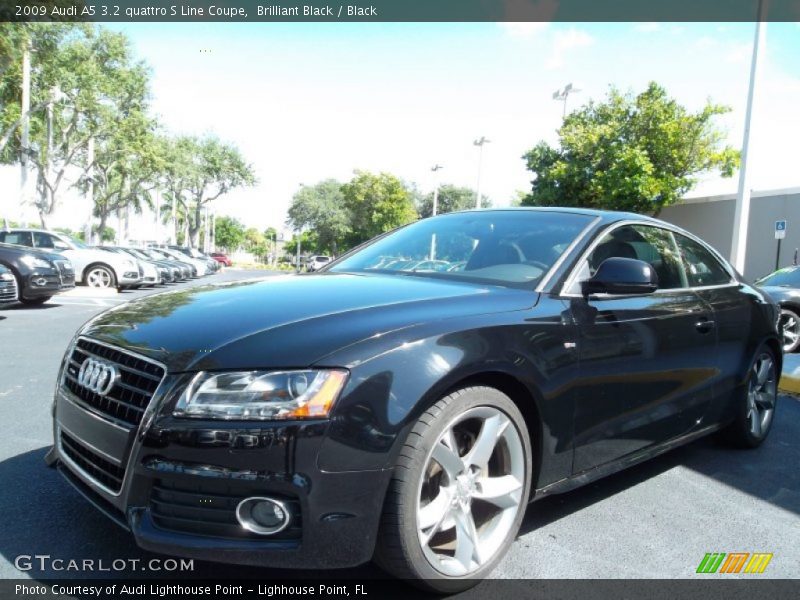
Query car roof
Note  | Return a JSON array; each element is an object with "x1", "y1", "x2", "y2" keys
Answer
[{"x1": 446, "y1": 207, "x2": 659, "y2": 224}]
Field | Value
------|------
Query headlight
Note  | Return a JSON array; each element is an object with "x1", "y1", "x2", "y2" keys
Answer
[
  {"x1": 122, "y1": 259, "x2": 136, "y2": 269},
  {"x1": 20, "y1": 255, "x2": 53, "y2": 269},
  {"x1": 173, "y1": 369, "x2": 348, "y2": 420}
]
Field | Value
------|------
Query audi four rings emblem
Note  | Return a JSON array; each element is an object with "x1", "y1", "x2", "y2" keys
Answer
[{"x1": 77, "y1": 358, "x2": 120, "y2": 396}]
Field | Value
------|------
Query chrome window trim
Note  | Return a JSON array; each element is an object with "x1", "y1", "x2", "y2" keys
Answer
[
  {"x1": 558, "y1": 219, "x2": 739, "y2": 298},
  {"x1": 535, "y1": 216, "x2": 601, "y2": 293}
]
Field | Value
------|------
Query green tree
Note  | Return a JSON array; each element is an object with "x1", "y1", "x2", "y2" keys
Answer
[
  {"x1": 522, "y1": 82, "x2": 739, "y2": 216},
  {"x1": 243, "y1": 227, "x2": 268, "y2": 258},
  {"x1": 160, "y1": 135, "x2": 256, "y2": 248},
  {"x1": 417, "y1": 184, "x2": 489, "y2": 218},
  {"x1": 341, "y1": 170, "x2": 417, "y2": 246},
  {"x1": 287, "y1": 179, "x2": 349, "y2": 255},
  {"x1": 214, "y1": 215, "x2": 245, "y2": 251}
]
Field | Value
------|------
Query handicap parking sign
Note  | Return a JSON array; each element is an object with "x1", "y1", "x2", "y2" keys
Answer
[{"x1": 776, "y1": 220, "x2": 787, "y2": 239}]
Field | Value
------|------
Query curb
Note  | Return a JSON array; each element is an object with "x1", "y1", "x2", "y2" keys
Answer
[{"x1": 779, "y1": 355, "x2": 800, "y2": 395}]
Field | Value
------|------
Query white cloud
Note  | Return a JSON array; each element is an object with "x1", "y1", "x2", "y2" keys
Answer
[
  {"x1": 634, "y1": 22, "x2": 661, "y2": 33},
  {"x1": 545, "y1": 28, "x2": 594, "y2": 70},
  {"x1": 725, "y1": 41, "x2": 752, "y2": 65},
  {"x1": 498, "y1": 22, "x2": 549, "y2": 40}
]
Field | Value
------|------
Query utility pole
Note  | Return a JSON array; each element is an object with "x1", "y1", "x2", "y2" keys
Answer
[
  {"x1": 85, "y1": 136, "x2": 94, "y2": 243},
  {"x1": 473, "y1": 137, "x2": 490, "y2": 209},
  {"x1": 19, "y1": 38, "x2": 31, "y2": 225},
  {"x1": 730, "y1": 0, "x2": 767, "y2": 274}
]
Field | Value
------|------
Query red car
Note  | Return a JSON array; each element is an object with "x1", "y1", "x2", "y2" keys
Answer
[{"x1": 209, "y1": 252, "x2": 232, "y2": 267}]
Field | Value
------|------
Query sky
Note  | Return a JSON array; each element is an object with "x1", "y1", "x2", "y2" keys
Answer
[{"x1": 62, "y1": 22, "x2": 800, "y2": 234}]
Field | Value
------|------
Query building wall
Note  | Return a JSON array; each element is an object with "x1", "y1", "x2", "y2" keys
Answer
[{"x1": 660, "y1": 188, "x2": 800, "y2": 281}]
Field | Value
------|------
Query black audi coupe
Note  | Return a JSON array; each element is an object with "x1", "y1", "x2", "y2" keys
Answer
[{"x1": 47, "y1": 209, "x2": 781, "y2": 590}]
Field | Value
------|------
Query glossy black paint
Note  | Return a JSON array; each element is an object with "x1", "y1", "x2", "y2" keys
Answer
[
  {"x1": 0, "y1": 242, "x2": 75, "y2": 300},
  {"x1": 49, "y1": 208, "x2": 781, "y2": 569}
]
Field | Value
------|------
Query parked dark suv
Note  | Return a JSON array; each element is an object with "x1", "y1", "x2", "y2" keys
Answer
[
  {"x1": 47, "y1": 209, "x2": 781, "y2": 590},
  {"x1": 0, "y1": 242, "x2": 75, "y2": 304}
]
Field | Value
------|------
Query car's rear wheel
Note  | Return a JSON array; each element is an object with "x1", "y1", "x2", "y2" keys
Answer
[
  {"x1": 779, "y1": 308, "x2": 800, "y2": 353},
  {"x1": 724, "y1": 347, "x2": 778, "y2": 448},
  {"x1": 84, "y1": 264, "x2": 116, "y2": 289},
  {"x1": 375, "y1": 386, "x2": 532, "y2": 592}
]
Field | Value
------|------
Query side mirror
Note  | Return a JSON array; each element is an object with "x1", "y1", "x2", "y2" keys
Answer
[
  {"x1": 581, "y1": 257, "x2": 659, "y2": 296},
  {"x1": 53, "y1": 240, "x2": 70, "y2": 251}
]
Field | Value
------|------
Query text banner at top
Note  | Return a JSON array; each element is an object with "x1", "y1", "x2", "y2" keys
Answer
[{"x1": 2, "y1": 0, "x2": 800, "y2": 23}]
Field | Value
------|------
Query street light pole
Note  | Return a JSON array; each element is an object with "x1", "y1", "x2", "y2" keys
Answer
[
  {"x1": 431, "y1": 164, "x2": 443, "y2": 216},
  {"x1": 730, "y1": 0, "x2": 767, "y2": 274},
  {"x1": 553, "y1": 83, "x2": 581, "y2": 119},
  {"x1": 19, "y1": 38, "x2": 31, "y2": 226},
  {"x1": 473, "y1": 137, "x2": 490, "y2": 209}
]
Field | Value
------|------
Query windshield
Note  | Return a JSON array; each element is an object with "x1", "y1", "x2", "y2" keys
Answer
[
  {"x1": 330, "y1": 211, "x2": 593, "y2": 287},
  {"x1": 757, "y1": 267, "x2": 800, "y2": 287},
  {"x1": 63, "y1": 235, "x2": 88, "y2": 249}
]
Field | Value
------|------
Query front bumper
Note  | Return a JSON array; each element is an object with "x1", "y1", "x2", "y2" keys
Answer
[
  {"x1": 23, "y1": 268, "x2": 75, "y2": 299},
  {"x1": 50, "y1": 372, "x2": 391, "y2": 569}
]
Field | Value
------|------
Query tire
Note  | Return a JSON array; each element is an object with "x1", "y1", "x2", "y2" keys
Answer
[
  {"x1": 19, "y1": 296, "x2": 51, "y2": 306},
  {"x1": 84, "y1": 264, "x2": 117, "y2": 289},
  {"x1": 723, "y1": 346, "x2": 779, "y2": 448},
  {"x1": 779, "y1": 308, "x2": 800, "y2": 353},
  {"x1": 374, "y1": 386, "x2": 532, "y2": 592}
]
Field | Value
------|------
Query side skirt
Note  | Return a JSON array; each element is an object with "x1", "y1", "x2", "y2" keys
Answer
[{"x1": 531, "y1": 422, "x2": 724, "y2": 501}]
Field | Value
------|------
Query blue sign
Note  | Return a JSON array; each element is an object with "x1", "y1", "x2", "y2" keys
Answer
[{"x1": 776, "y1": 220, "x2": 787, "y2": 240}]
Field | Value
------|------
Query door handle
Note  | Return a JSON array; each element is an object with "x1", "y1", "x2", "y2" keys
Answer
[{"x1": 695, "y1": 318, "x2": 715, "y2": 333}]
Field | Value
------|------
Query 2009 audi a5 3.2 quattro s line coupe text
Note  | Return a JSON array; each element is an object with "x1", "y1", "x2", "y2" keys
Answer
[{"x1": 46, "y1": 209, "x2": 782, "y2": 591}]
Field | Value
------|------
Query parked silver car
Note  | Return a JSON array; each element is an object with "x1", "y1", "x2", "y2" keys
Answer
[{"x1": 0, "y1": 229, "x2": 142, "y2": 289}]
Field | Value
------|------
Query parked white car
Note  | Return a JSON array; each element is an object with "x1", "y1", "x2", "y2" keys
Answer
[
  {"x1": 156, "y1": 247, "x2": 213, "y2": 276},
  {"x1": 307, "y1": 255, "x2": 332, "y2": 272},
  {"x1": 0, "y1": 229, "x2": 142, "y2": 289}
]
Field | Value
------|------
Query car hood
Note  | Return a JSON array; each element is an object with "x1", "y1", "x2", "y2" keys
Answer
[
  {"x1": 81, "y1": 273, "x2": 537, "y2": 372},
  {"x1": 760, "y1": 285, "x2": 800, "y2": 303}
]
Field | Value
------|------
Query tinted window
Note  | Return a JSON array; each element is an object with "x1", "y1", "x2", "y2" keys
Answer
[
  {"x1": 33, "y1": 232, "x2": 55, "y2": 249},
  {"x1": 572, "y1": 225, "x2": 687, "y2": 291},
  {"x1": 0, "y1": 231, "x2": 33, "y2": 247},
  {"x1": 673, "y1": 234, "x2": 732, "y2": 287},
  {"x1": 756, "y1": 267, "x2": 800, "y2": 287},
  {"x1": 331, "y1": 211, "x2": 593, "y2": 287}
]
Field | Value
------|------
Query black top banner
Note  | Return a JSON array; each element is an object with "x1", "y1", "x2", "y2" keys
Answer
[{"x1": 2, "y1": 0, "x2": 800, "y2": 23}]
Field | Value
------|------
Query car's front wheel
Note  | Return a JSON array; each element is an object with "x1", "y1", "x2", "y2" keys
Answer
[
  {"x1": 84, "y1": 264, "x2": 117, "y2": 289},
  {"x1": 780, "y1": 308, "x2": 800, "y2": 353},
  {"x1": 375, "y1": 386, "x2": 532, "y2": 592}
]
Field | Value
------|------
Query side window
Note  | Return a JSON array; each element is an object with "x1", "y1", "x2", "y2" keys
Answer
[
  {"x1": 674, "y1": 234, "x2": 732, "y2": 287},
  {"x1": 33, "y1": 232, "x2": 55, "y2": 249},
  {"x1": 568, "y1": 224, "x2": 688, "y2": 293},
  {"x1": 0, "y1": 231, "x2": 33, "y2": 247}
]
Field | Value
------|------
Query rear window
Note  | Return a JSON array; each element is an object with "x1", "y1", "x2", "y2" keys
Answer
[{"x1": 0, "y1": 231, "x2": 33, "y2": 247}]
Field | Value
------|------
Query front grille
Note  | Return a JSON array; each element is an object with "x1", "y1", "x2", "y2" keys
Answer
[
  {"x1": 0, "y1": 277, "x2": 17, "y2": 302},
  {"x1": 150, "y1": 478, "x2": 302, "y2": 541},
  {"x1": 60, "y1": 431, "x2": 126, "y2": 494},
  {"x1": 62, "y1": 338, "x2": 165, "y2": 428},
  {"x1": 54, "y1": 260, "x2": 75, "y2": 286}
]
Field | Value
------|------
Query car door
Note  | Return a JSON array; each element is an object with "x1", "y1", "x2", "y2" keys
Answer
[
  {"x1": 563, "y1": 224, "x2": 718, "y2": 473},
  {"x1": 672, "y1": 232, "x2": 749, "y2": 422}
]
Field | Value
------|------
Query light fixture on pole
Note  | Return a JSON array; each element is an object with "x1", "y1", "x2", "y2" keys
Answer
[
  {"x1": 473, "y1": 137, "x2": 490, "y2": 209},
  {"x1": 553, "y1": 83, "x2": 581, "y2": 119},
  {"x1": 431, "y1": 164, "x2": 444, "y2": 216},
  {"x1": 730, "y1": 0, "x2": 767, "y2": 275}
]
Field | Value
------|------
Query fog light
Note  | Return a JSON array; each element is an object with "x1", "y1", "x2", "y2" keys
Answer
[
  {"x1": 34, "y1": 277, "x2": 48, "y2": 286},
  {"x1": 236, "y1": 497, "x2": 291, "y2": 535}
]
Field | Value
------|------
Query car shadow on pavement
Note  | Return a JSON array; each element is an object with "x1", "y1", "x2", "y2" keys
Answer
[
  {"x1": 4, "y1": 303, "x2": 62, "y2": 310},
  {"x1": 0, "y1": 448, "x2": 383, "y2": 580},
  {"x1": 520, "y1": 395, "x2": 800, "y2": 535}
]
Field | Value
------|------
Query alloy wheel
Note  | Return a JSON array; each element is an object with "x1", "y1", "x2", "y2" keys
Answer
[
  {"x1": 747, "y1": 352, "x2": 777, "y2": 438},
  {"x1": 416, "y1": 406, "x2": 525, "y2": 577},
  {"x1": 780, "y1": 310, "x2": 800, "y2": 352},
  {"x1": 86, "y1": 267, "x2": 113, "y2": 288}
]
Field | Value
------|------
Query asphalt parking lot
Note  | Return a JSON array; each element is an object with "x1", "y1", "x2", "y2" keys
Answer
[{"x1": 0, "y1": 270, "x2": 798, "y2": 580}]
